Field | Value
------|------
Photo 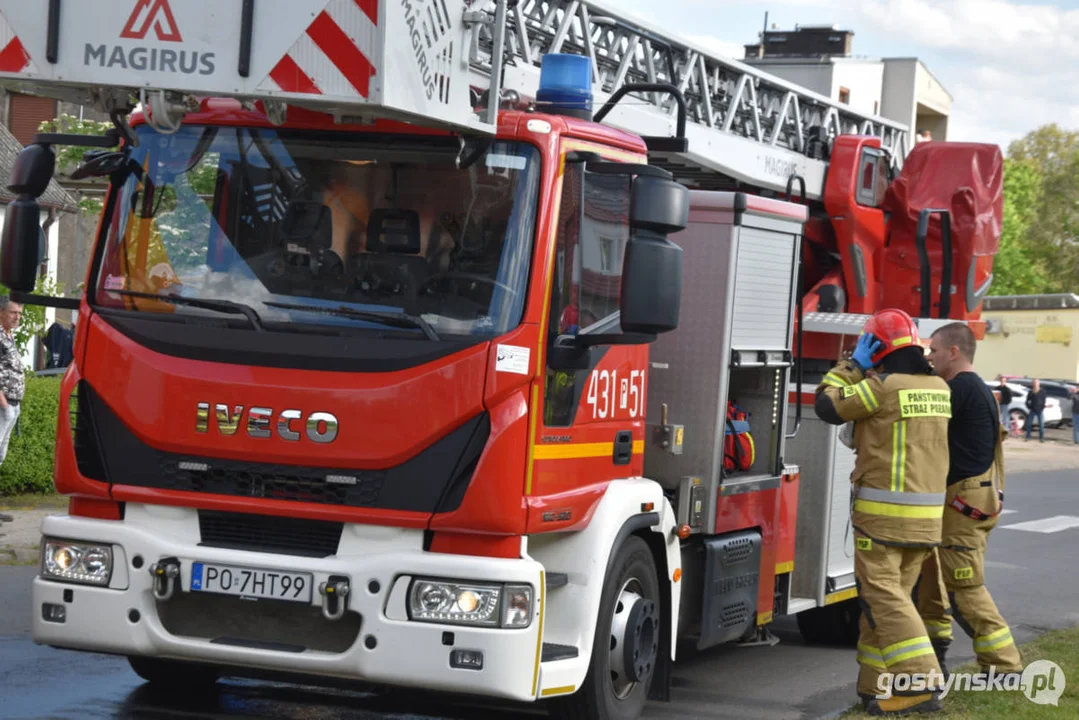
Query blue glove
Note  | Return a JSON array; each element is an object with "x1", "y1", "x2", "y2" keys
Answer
[{"x1": 851, "y1": 332, "x2": 883, "y2": 372}]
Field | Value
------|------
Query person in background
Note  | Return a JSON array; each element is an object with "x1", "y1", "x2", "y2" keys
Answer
[
  {"x1": 995, "y1": 378, "x2": 1013, "y2": 431},
  {"x1": 0, "y1": 296, "x2": 24, "y2": 466},
  {"x1": 1070, "y1": 386, "x2": 1079, "y2": 445},
  {"x1": 1024, "y1": 379, "x2": 1047, "y2": 443}
]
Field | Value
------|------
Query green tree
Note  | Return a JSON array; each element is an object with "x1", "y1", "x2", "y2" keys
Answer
[
  {"x1": 1003, "y1": 124, "x2": 1079, "y2": 293},
  {"x1": 37, "y1": 114, "x2": 114, "y2": 215},
  {"x1": 989, "y1": 158, "x2": 1052, "y2": 295}
]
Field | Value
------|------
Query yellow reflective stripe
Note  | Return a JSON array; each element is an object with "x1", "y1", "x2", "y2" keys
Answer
[
  {"x1": 892, "y1": 335, "x2": 912, "y2": 347},
  {"x1": 891, "y1": 420, "x2": 907, "y2": 492},
  {"x1": 857, "y1": 647, "x2": 887, "y2": 669},
  {"x1": 823, "y1": 372, "x2": 849, "y2": 388},
  {"x1": 853, "y1": 499, "x2": 944, "y2": 519},
  {"x1": 925, "y1": 620, "x2": 953, "y2": 639},
  {"x1": 888, "y1": 644, "x2": 937, "y2": 665},
  {"x1": 974, "y1": 628, "x2": 1014, "y2": 652},
  {"x1": 853, "y1": 381, "x2": 878, "y2": 413},
  {"x1": 882, "y1": 636, "x2": 934, "y2": 666}
]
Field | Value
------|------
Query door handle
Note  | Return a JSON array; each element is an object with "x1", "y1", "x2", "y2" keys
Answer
[{"x1": 613, "y1": 431, "x2": 633, "y2": 465}]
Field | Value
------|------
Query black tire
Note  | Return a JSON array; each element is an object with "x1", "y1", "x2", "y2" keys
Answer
[
  {"x1": 127, "y1": 656, "x2": 220, "y2": 688},
  {"x1": 549, "y1": 535, "x2": 661, "y2": 720},
  {"x1": 796, "y1": 597, "x2": 860, "y2": 647}
]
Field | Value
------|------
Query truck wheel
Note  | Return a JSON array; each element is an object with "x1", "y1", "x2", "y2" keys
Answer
[
  {"x1": 550, "y1": 535, "x2": 660, "y2": 720},
  {"x1": 127, "y1": 656, "x2": 219, "y2": 688},
  {"x1": 796, "y1": 598, "x2": 860, "y2": 647}
]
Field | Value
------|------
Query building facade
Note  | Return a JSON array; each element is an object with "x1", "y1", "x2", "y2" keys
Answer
[
  {"x1": 743, "y1": 25, "x2": 952, "y2": 141},
  {"x1": 977, "y1": 294, "x2": 1079, "y2": 383}
]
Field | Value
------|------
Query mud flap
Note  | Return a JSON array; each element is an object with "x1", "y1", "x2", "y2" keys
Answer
[{"x1": 697, "y1": 530, "x2": 762, "y2": 649}]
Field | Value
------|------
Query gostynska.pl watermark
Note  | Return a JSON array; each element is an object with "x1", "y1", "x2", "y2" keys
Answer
[{"x1": 876, "y1": 660, "x2": 1066, "y2": 705}]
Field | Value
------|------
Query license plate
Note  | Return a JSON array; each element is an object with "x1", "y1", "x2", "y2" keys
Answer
[{"x1": 189, "y1": 561, "x2": 313, "y2": 603}]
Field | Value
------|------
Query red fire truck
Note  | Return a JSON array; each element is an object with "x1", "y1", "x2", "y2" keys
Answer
[{"x1": 0, "y1": 1, "x2": 1001, "y2": 718}]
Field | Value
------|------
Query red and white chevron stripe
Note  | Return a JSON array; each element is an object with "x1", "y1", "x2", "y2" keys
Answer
[
  {"x1": 0, "y1": 11, "x2": 34, "y2": 74},
  {"x1": 260, "y1": 0, "x2": 379, "y2": 99}
]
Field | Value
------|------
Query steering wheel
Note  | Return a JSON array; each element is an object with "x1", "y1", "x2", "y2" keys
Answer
[
  {"x1": 70, "y1": 151, "x2": 131, "y2": 180},
  {"x1": 418, "y1": 272, "x2": 517, "y2": 302}
]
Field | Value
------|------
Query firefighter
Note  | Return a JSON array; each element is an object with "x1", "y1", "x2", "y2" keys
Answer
[
  {"x1": 916, "y1": 322, "x2": 1023, "y2": 677},
  {"x1": 814, "y1": 308, "x2": 950, "y2": 716}
]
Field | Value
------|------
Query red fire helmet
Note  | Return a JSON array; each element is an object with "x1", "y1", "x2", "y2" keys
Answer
[{"x1": 861, "y1": 308, "x2": 920, "y2": 365}]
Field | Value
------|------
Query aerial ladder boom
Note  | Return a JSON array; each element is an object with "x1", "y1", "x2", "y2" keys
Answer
[{"x1": 467, "y1": 0, "x2": 911, "y2": 200}]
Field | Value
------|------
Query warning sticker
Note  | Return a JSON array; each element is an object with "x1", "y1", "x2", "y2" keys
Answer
[
  {"x1": 495, "y1": 344, "x2": 530, "y2": 375},
  {"x1": 898, "y1": 389, "x2": 951, "y2": 419}
]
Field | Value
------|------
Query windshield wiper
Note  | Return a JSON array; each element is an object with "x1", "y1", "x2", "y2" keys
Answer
[
  {"x1": 263, "y1": 301, "x2": 440, "y2": 341},
  {"x1": 105, "y1": 289, "x2": 266, "y2": 332}
]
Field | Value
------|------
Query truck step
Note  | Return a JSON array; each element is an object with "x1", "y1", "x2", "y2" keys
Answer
[
  {"x1": 545, "y1": 572, "x2": 569, "y2": 589},
  {"x1": 542, "y1": 643, "x2": 579, "y2": 662}
]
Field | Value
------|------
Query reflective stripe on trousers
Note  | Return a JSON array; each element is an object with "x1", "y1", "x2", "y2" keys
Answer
[
  {"x1": 858, "y1": 636, "x2": 937, "y2": 669},
  {"x1": 854, "y1": 486, "x2": 945, "y2": 519},
  {"x1": 974, "y1": 627, "x2": 1015, "y2": 654}
]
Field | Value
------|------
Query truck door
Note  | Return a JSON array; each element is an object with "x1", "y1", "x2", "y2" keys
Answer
[
  {"x1": 527, "y1": 145, "x2": 649, "y2": 516},
  {"x1": 822, "y1": 137, "x2": 891, "y2": 315}
]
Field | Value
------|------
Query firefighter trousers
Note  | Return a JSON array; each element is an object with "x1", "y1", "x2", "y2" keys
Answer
[
  {"x1": 915, "y1": 471, "x2": 1023, "y2": 673},
  {"x1": 855, "y1": 532, "x2": 943, "y2": 698}
]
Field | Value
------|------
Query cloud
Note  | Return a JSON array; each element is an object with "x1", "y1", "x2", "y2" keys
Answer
[
  {"x1": 684, "y1": 34, "x2": 746, "y2": 60},
  {"x1": 948, "y1": 64, "x2": 1079, "y2": 147}
]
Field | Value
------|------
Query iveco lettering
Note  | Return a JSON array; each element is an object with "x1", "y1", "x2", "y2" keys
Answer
[{"x1": 195, "y1": 404, "x2": 339, "y2": 443}]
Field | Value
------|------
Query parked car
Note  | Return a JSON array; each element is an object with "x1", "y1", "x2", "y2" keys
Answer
[
  {"x1": 986, "y1": 381, "x2": 1064, "y2": 432},
  {"x1": 1001, "y1": 377, "x2": 1076, "y2": 427}
]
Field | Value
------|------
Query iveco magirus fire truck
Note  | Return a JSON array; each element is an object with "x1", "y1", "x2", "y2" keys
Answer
[{"x1": 0, "y1": 1, "x2": 1002, "y2": 718}]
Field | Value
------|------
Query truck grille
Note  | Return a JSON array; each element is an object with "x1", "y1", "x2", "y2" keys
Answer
[
  {"x1": 198, "y1": 510, "x2": 343, "y2": 558},
  {"x1": 159, "y1": 456, "x2": 384, "y2": 507}
]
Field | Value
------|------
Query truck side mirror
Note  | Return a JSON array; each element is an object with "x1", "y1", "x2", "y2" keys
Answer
[
  {"x1": 0, "y1": 143, "x2": 55, "y2": 293},
  {"x1": 620, "y1": 175, "x2": 687, "y2": 335}
]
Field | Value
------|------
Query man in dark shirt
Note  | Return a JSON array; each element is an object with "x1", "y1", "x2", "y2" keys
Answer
[
  {"x1": 1024, "y1": 379, "x2": 1047, "y2": 442},
  {"x1": 915, "y1": 323, "x2": 1022, "y2": 677}
]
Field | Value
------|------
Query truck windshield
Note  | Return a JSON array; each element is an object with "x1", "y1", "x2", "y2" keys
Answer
[{"x1": 92, "y1": 125, "x2": 540, "y2": 339}]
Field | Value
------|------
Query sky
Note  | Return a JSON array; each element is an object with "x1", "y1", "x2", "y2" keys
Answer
[{"x1": 611, "y1": 0, "x2": 1079, "y2": 152}]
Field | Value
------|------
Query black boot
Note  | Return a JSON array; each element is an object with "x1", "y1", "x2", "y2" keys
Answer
[{"x1": 931, "y1": 638, "x2": 951, "y2": 682}]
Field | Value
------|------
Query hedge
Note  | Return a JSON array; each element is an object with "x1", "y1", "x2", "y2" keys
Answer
[{"x1": 0, "y1": 374, "x2": 61, "y2": 495}]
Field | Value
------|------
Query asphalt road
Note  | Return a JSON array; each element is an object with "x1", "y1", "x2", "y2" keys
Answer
[{"x1": 3, "y1": 465, "x2": 1079, "y2": 720}]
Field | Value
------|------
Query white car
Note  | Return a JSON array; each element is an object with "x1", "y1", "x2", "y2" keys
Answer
[{"x1": 985, "y1": 381, "x2": 1063, "y2": 432}]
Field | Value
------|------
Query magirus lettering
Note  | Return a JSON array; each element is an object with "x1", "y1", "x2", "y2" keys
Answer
[
  {"x1": 84, "y1": 44, "x2": 216, "y2": 76},
  {"x1": 400, "y1": 0, "x2": 437, "y2": 100}
]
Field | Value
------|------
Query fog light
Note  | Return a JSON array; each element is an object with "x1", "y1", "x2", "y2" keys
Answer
[
  {"x1": 42, "y1": 602, "x2": 66, "y2": 623},
  {"x1": 450, "y1": 649, "x2": 484, "y2": 670}
]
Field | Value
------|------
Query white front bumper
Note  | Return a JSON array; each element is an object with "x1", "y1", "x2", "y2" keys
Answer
[{"x1": 32, "y1": 504, "x2": 544, "y2": 702}]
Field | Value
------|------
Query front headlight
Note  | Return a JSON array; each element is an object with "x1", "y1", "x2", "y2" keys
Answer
[
  {"x1": 408, "y1": 578, "x2": 534, "y2": 628},
  {"x1": 42, "y1": 539, "x2": 113, "y2": 586}
]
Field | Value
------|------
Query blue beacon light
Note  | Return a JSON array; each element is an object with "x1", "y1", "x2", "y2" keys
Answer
[{"x1": 536, "y1": 53, "x2": 593, "y2": 120}]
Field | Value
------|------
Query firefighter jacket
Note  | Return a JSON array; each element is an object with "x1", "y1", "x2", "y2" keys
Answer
[{"x1": 815, "y1": 360, "x2": 951, "y2": 546}]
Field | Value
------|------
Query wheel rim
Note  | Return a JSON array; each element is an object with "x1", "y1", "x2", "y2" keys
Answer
[{"x1": 607, "y1": 578, "x2": 659, "y2": 700}]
